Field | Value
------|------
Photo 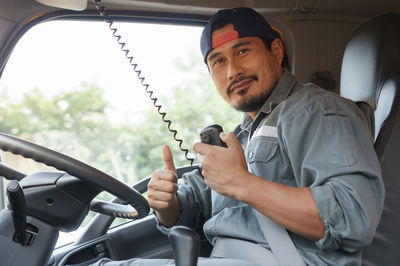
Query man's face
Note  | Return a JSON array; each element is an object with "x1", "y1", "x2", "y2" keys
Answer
[{"x1": 207, "y1": 24, "x2": 284, "y2": 117}]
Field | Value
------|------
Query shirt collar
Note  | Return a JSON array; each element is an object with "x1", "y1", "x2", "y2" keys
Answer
[{"x1": 240, "y1": 70, "x2": 297, "y2": 131}]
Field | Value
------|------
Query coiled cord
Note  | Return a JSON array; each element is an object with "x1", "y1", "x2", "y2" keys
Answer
[{"x1": 94, "y1": 0, "x2": 194, "y2": 166}]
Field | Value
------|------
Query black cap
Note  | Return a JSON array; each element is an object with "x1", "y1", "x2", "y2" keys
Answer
[{"x1": 200, "y1": 7, "x2": 285, "y2": 63}]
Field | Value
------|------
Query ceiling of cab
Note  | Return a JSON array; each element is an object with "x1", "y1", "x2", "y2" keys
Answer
[
  {"x1": 86, "y1": 0, "x2": 400, "y2": 20},
  {"x1": 87, "y1": 0, "x2": 297, "y2": 15},
  {"x1": 2, "y1": 0, "x2": 397, "y2": 22}
]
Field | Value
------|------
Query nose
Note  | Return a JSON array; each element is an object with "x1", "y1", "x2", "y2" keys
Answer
[{"x1": 227, "y1": 59, "x2": 243, "y2": 81}]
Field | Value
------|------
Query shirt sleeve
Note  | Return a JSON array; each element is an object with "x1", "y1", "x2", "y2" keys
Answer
[
  {"x1": 282, "y1": 95, "x2": 385, "y2": 252},
  {"x1": 156, "y1": 168, "x2": 212, "y2": 235}
]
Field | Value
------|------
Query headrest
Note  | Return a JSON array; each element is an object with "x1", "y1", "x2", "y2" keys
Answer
[{"x1": 340, "y1": 14, "x2": 400, "y2": 110}]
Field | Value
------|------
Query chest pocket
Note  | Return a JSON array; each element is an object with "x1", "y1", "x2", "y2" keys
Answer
[{"x1": 246, "y1": 136, "x2": 279, "y2": 180}]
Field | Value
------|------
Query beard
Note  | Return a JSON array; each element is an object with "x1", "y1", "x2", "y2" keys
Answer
[
  {"x1": 226, "y1": 75, "x2": 271, "y2": 113},
  {"x1": 231, "y1": 90, "x2": 271, "y2": 112}
]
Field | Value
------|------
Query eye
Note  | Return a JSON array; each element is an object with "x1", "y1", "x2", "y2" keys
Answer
[
  {"x1": 212, "y1": 58, "x2": 225, "y2": 67},
  {"x1": 238, "y1": 48, "x2": 250, "y2": 56}
]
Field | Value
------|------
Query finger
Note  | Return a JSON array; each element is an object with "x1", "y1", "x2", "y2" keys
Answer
[
  {"x1": 148, "y1": 199, "x2": 171, "y2": 210},
  {"x1": 196, "y1": 153, "x2": 205, "y2": 164},
  {"x1": 152, "y1": 169, "x2": 178, "y2": 183},
  {"x1": 148, "y1": 178, "x2": 178, "y2": 193},
  {"x1": 162, "y1": 145, "x2": 176, "y2": 172},
  {"x1": 219, "y1": 132, "x2": 240, "y2": 149},
  {"x1": 148, "y1": 190, "x2": 176, "y2": 202},
  {"x1": 193, "y1": 142, "x2": 213, "y2": 155}
]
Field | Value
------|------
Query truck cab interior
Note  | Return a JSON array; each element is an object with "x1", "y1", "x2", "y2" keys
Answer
[{"x1": 0, "y1": 0, "x2": 399, "y2": 265}]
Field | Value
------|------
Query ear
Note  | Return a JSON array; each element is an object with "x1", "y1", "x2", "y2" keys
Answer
[{"x1": 270, "y1": 38, "x2": 284, "y2": 66}]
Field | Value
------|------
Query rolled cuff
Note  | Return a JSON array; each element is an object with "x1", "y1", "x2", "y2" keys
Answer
[{"x1": 311, "y1": 185, "x2": 343, "y2": 250}]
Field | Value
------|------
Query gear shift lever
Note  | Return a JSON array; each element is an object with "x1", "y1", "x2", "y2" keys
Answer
[
  {"x1": 169, "y1": 226, "x2": 200, "y2": 266},
  {"x1": 6, "y1": 180, "x2": 27, "y2": 245}
]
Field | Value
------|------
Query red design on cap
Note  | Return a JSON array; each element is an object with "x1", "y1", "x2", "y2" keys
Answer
[{"x1": 212, "y1": 30, "x2": 239, "y2": 48}]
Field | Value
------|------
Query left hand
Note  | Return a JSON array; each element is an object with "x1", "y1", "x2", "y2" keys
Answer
[{"x1": 193, "y1": 132, "x2": 250, "y2": 198}]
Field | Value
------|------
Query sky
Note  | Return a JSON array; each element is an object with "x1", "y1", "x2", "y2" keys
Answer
[{"x1": 0, "y1": 20, "x2": 207, "y2": 122}]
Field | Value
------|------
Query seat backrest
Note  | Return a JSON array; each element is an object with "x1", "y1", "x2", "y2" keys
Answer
[{"x1": 340, "y1": 13, "x2": 400, "y2": 266}]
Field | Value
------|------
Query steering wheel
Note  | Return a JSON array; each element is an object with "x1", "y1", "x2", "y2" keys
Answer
[{"x1": 0, "y1": 132, "x2": 149, "y2": 219}]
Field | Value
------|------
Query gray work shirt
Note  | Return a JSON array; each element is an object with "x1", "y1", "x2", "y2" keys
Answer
[{"x1": 157, "y1": 70, "x2": 385, "y2": 266}]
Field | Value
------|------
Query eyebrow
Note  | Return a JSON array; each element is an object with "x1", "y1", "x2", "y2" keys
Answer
[
  {"x1": 207, "y1": 52, "x2": 222, "y2": 63},
  {"x1": 207, "y1": 40, "x2": 253, "y2": 63},
  {"x1": 231, "y1": 40, "x2": 252, "y2": 50}
]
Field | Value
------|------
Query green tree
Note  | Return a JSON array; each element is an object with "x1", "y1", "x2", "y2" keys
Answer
[
  {"x1": 0, "y1": 84, "x2": 121, "y2": 177},
  {"x1": 129, "y1": 49, "x2": 242, "y2": 176},
  {"x1": 0, "y1": 49, "x2": 244, "y2": 227},
  {"x1": 0, "y1": 49, "x2": 242, "y2": 185}
]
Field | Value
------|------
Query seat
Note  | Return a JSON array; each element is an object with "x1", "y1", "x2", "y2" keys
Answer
[
  {"x1": 170, "y1": 14, "x2": 400, "y2": 266},
  {"x1": 340, "y1": 13, "x2": 400, "y2": 266}
]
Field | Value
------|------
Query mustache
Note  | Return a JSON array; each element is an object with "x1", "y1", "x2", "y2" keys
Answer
[{"x1": 226, "y1": 75, "x2": 258, "y2": 96}]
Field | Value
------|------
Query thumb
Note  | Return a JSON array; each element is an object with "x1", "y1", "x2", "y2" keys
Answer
[
  {"x1": 220, "y1": 132, "x2": 241, "y2": 149},
  {"x1": 162, "y1": 145, "x2": 176, "y2": 172}
]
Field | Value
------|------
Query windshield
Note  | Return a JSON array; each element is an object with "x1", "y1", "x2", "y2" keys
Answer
[{"x1": 0, "y1": 19, "x2": 242, "y2": 247}]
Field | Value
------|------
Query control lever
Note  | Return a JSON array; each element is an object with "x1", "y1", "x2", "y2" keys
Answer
[
  {"x1": 169, "y1": 226, "x2": 200, "y2": 266},
  {"x1": 6, "y1": 180, "x2": 27, "y2": 245}
]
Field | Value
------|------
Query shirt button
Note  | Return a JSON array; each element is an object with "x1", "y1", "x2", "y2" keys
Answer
[{"x1": 249, "y1": 152, "x2": 253, "y2": 159}]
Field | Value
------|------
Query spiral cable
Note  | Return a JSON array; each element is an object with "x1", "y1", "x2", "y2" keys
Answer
[{"x1": 95, "y1": 0, "x2": 194, "y2": 166}]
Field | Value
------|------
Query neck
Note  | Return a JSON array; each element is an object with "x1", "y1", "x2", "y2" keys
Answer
[{"x1": 249, "y1": 110, "x2": 260, "y2": 120}]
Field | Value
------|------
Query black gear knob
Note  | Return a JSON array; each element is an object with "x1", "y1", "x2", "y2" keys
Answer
[
  {"x1": 168, "y1": 226, "x2": 200, "y2": 266},
  {"x1": 6, "y1": 180, "x2": 27, "y2": 245}
]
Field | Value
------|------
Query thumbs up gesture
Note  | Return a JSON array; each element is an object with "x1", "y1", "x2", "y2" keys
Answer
[{"x1": 148, "y1": 145, "x2": 180, "y2": 227}]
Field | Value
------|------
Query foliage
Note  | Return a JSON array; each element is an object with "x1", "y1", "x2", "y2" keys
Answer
[
  {"x1": 0, "y1": 50, "x2": 243, "y2": 197},
  {"x1": 131, "y1": 51, "x2": 242, "y2": 177}
]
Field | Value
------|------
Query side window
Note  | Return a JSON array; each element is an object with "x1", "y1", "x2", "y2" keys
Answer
[{"x1": 0, "y1": 20, "x2": 242, "y2": 246}]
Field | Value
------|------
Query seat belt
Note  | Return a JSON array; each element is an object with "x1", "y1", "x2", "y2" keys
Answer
[
  {"x1": 254, "y1": 209, "x2": 306, "y2": 266},
  {"x1": 247, "y1": 104, "x2": 305, "y2": 266}
]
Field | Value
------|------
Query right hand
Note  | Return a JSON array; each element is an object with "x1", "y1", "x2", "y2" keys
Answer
[{"x1": 147, "y1": 145, "x2": 179, "y2": 225}]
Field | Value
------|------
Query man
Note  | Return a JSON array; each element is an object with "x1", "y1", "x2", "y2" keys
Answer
[{"x1": 95, "y1": 7, "x2": 384, "y2": 266}]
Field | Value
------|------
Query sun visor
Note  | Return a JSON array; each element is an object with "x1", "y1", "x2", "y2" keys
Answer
[{"x1": 35, "y1": 0, "x2": 87, "y2": 11}]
